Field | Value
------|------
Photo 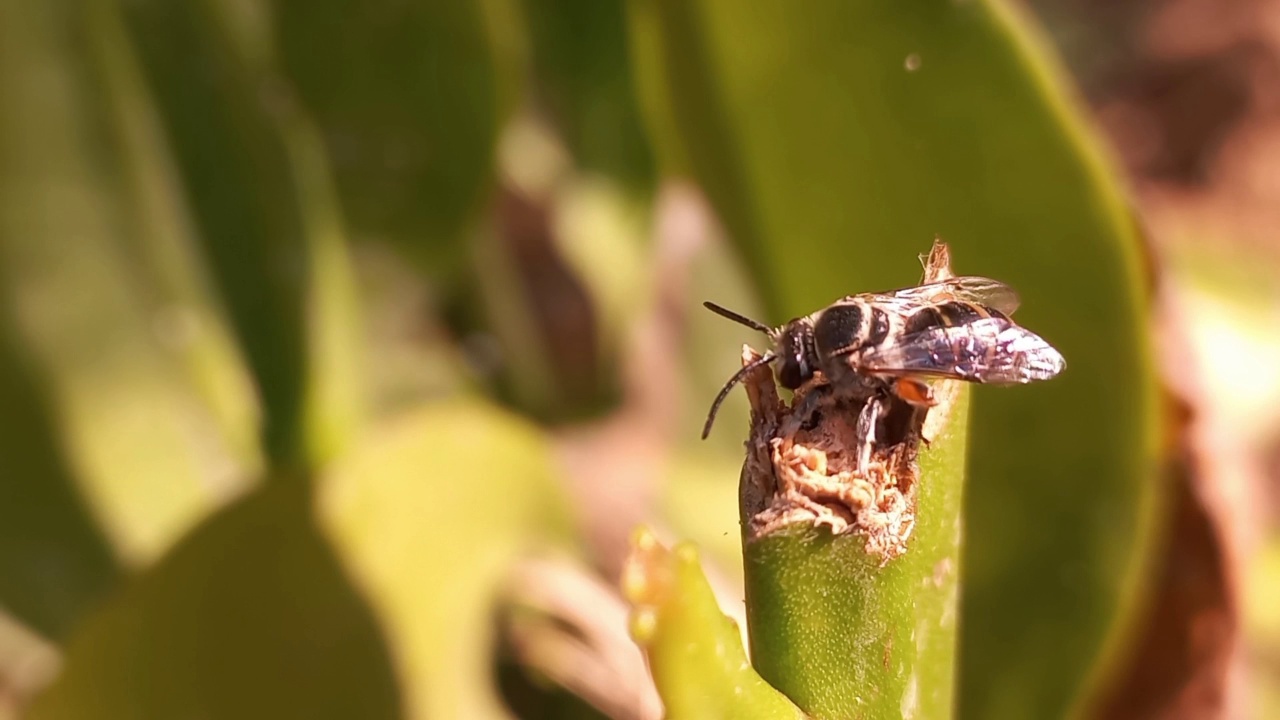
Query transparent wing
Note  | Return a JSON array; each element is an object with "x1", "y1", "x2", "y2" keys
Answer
[
  {"x1": 887, "y1": 276, "x2": 1021, "y2": 316},
  {"x1": 855, "y1": 317, "x2": 1064, "y2": 384}
]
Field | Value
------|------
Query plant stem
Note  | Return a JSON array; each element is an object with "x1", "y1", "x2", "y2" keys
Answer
[
  {"x1": 739, "y1": 360, "x2": 970, "y2": 719},
  {"x1": 623, "y1": 528, "x2": 804, "y2": 719}
]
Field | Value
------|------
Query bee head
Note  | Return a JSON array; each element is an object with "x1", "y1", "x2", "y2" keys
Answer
[
  {"x1": 699, "y1": 301, "x2": 818, "y2": 439},
  {"x1": 775, "y1": 321, "x2": 817, "y2": 390}
]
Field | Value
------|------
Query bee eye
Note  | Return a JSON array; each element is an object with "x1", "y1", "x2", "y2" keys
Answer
[{"x1": 778, "y1": 358, "x2": 806, "y2": 389}]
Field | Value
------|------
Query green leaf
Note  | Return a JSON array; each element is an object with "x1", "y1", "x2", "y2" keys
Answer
[
  {"x1": 623, "y1": 528, "x2": 803, "y2": 720},
  {"x1": 319, "y1": 401, "x2": 575, "y2": 719},
  {"x1": 83, "y1": 0, "x2": 262, "y2": 471},
  {"x1": 272, "y1": 0, "x2": 506, "y2": 279},
  {"x1": 25, "y1": 392, "x2": 574, "y2": 719},
  {"x1": 520, "y1": 0, "x2": 656, "y2": 190},
  {"x1": 0, "y1": 312, "x2": 118, "y2": 641},
  {"x1": 118, "y1": 0, "x2": 362, "y2": 471},
  {"x1": 0, "y1": 4, "x2": 129, "y2": 638},
  {"x1": 627, "y1": 1, "x2": 1160, "y2": 717},
  {"x1": 26, "y1": 479, "x2": 402, "y2": 720},
  {"x1": 0, "y1": 0, "x2": 263, "y2": 636}
]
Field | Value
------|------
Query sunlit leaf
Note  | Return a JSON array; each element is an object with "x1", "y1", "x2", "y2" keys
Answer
[
  {"x1": 83, "y1": 0, "x2": 261, "y2": 473},
  {"x1": 119, "y1": 0, "x2": 362, "y2": 471},
  {"x1": 27, "y1": 480, "x2": 402, "y2": 720},
  {"x1": 0, "y1": 0, "x2": 262, "y2": 637},
  {"x1": 320, "y1": 401, "x2": 575, "y2": 719},
  {"x1": 628, "y1": 0, "x2": 1161, "y2": 716}
]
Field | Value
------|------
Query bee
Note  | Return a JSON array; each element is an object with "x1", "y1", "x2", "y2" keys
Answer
[{"x1": 701, "y1": 259, "x2": 1065, "y2": 468}]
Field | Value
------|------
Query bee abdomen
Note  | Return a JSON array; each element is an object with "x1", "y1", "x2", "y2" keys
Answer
[
  {"x1": 903, "y1": 305, "x2": 945, "y2": 335},
  {"x1": 904, "y1": 300, "x2": 999, "y2": 335}
]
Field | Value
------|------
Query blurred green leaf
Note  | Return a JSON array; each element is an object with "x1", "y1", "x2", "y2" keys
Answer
[
  {"x1": 661, "y1": 450, "x2": 746, "y2": 590},
  {"x1": 83, "y1": 0, "x2": 262, "y2": 471},
  {"x1": 628, "y1": 1, "x2": 1160, "y2": 717},
  {"x1": 319, "y1": 400, "x2": 575, "y2": 719},
  {"x1": 0, "y1": 311, "x2": 118, "y2": 641},
  {"x1": 351, "y1": 243, "x2": 476, "y2": 417},
  {"x1": 26, "y1": 479, "x2": 402, "y2": 720},
  {"x1": 118, "y1": 0, "x2": 362, "y2": 471},
  {"x1": 0, "y1": 3, "x2": 125, "y2": 638},
  {"x1": 623, "y1": 529, "x2": 803, "y2": 719},
  {"x1": 0, "y1": 0, "x2": 269, "y2": 637},
  {"x1": 521, "y1": 0, "x2": 656, "y2": 190},
  {"x1": 272, "y1": 0, "x2": 507, "y2": 279}
]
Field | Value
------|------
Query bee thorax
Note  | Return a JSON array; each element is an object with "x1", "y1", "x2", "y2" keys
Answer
[{"x1": 812, "y1": 301, "x2": 868, "y2": 360}]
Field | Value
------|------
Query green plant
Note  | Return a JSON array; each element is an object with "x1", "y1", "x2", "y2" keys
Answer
[
  {"x1": 0, "y1": 0, "x2": 1161, "y2": 719},
  {"x1": 626, "y1": 0, "x2": 1159, "y2": 717}
]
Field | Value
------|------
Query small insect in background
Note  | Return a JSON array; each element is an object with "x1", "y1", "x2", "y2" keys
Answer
[{"x1": 701, "y1": 242, "x2": 1065, "y2": 471}]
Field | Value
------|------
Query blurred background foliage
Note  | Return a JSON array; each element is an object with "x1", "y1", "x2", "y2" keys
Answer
[{"x1": 0, "y1": 0, "x2": 1277, "y2": 718}]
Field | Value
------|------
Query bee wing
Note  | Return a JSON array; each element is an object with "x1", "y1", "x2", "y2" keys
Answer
[
  {"x1": 890, "y1": 276, "x2": 1021, "y2": 316},
  {"x1": 855, "y1": 317, "x2": 1064, "y2": 384}
]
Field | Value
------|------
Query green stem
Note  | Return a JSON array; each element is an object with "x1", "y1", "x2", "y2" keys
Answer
[
  {"x1": 742, "y1": 385, "x2": 970, "y2": 720},
  {"x1": 624, "y1": 528, "x2": 804, "y2": 719}
]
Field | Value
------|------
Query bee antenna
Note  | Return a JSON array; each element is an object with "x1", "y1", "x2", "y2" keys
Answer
[
  {"x1": 701, "y1": 352, "x2": 777, "y2": 440},
  {"x1": 702, "y1": 301, "x2": 772, "y2": 334}
]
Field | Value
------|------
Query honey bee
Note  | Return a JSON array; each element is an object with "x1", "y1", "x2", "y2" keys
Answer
[{"x1": 700, "y1": 257, "x2": 1066, "y2": 459}]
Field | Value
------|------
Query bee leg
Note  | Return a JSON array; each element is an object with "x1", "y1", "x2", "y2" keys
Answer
[
  {"x1": 893, "y1": 377, "x2": 936, "y2": 406},
  {"x1": 854, "y1": 394, "x2": 885, "y2": 477},
  {"x1": 788, "y1": 381, "x2": 832, "y2": 431}
]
